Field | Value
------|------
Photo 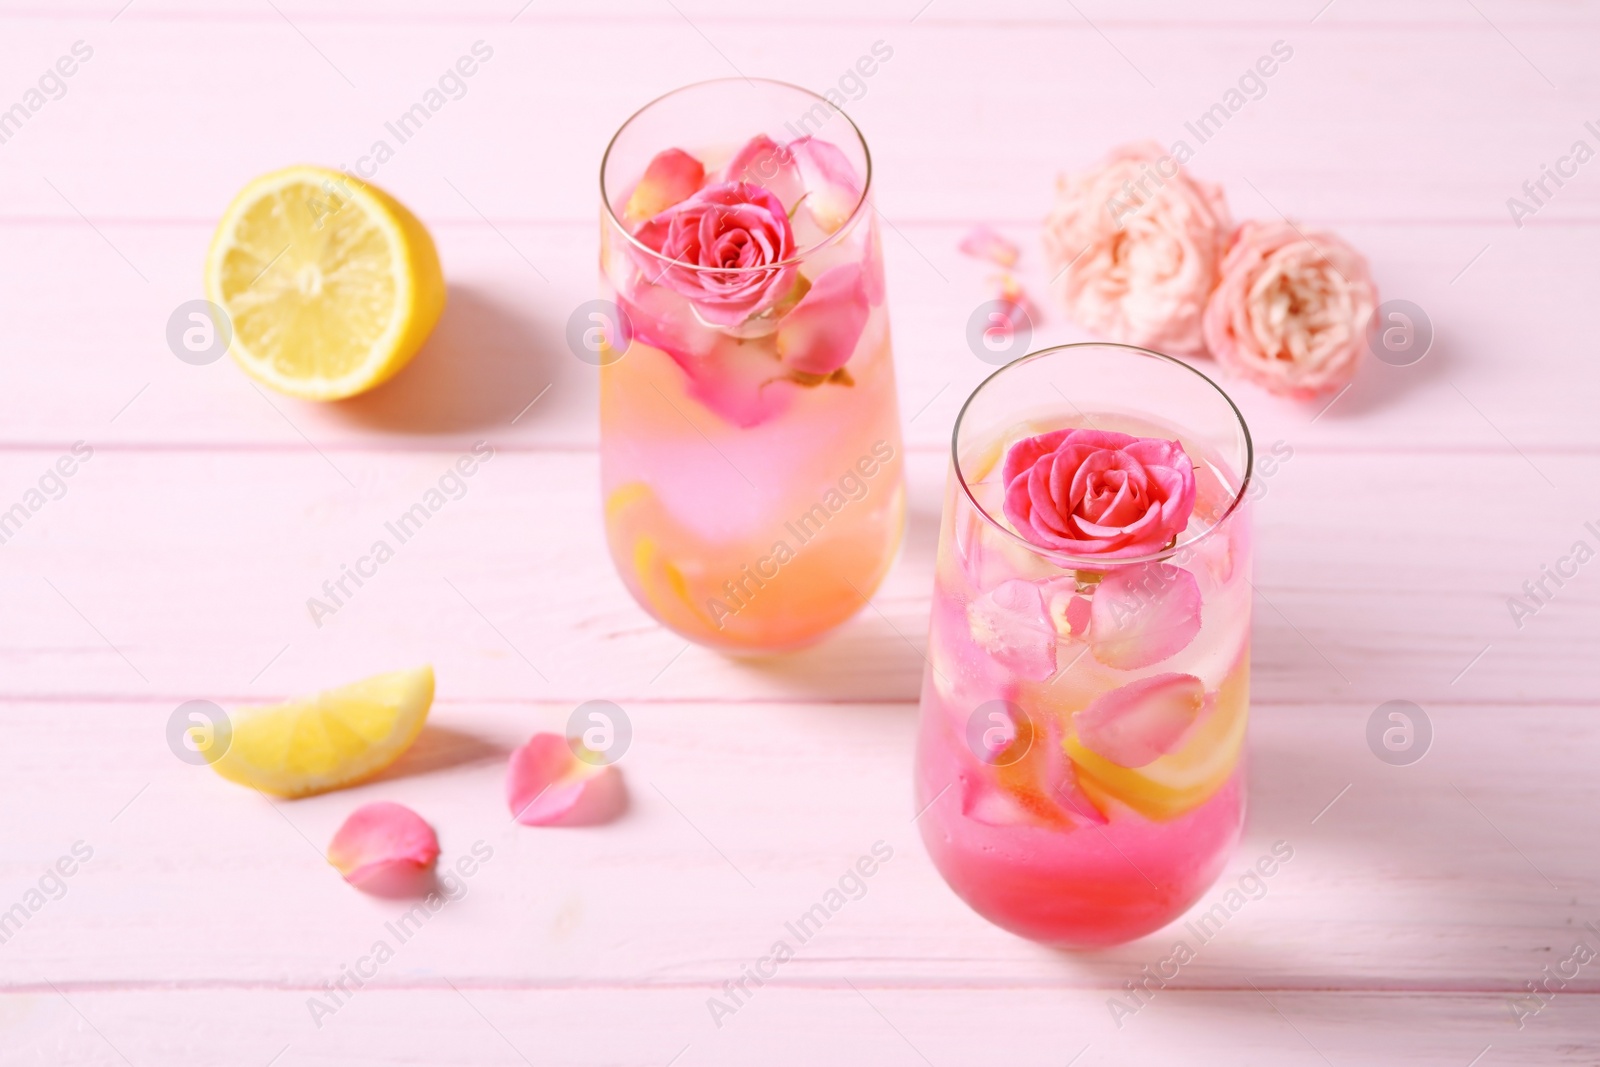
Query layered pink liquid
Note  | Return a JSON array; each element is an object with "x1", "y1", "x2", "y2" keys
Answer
[
  {"x1": 915, "y1": 414, "x2": 1251, "y2": 946},
  {"x1": 600, "y1": 136, "x2": 904, "y2": 652}
]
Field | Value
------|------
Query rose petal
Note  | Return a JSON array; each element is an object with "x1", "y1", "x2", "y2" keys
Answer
[
  {"x1": 1046, "y1": 740, "x2": 1110, "y2": 826},
  {"x1": 624, "y1": 148, "x2": 705, "y2": 226},
  {"x1": 507, "y1": 732, "x2": 626, "y2": 827},
  {"x1": 724, "y1": 134, "x2": 804, "y2": 207},
  {"x1": 967, "y1": 579, "x2": 1057, "y2": 681},
  {"x1": 977, "y1": 712, "x2": 1107, "y2": 828},
  {"x1": 959, "y1": 226, "x2": 1020, "y2": 268},
  {"x1": 1043, "y1": 578, "x2": 1092, "y2": 638},
  {"x1": 327, "y1": 802, "x2": 440, "y2": 891},
  {"x1": 614, "y1": 288, "x2": 799, "y2": 428},
  {"x1": 992, "y1": 272, "x2": 1038, "y2": 323},
  {"x1": 1074, "y1": 673, "x2": 1209, "y2": 768},
  {"x1": 788, "y1": 136, "x2": 863, "y2": 233},
  {"x1": 1089, "y1": 564, "x2": 1203, "y2": 669},
  {"x1": 774, "y1": 263, "x2": 870, "y2": 375}
]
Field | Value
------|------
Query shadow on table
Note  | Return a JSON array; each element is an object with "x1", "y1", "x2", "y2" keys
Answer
[
  {"x1": 1318, "y1": 327, "x2": 1453, "y2": 420},
  {"x1": 332, "y1": 284, "x2": 561, "y2": 433},
  {"x1": 366, "y1": 723, "x2": 508, "y2": 785},
  {"x1": 1032, "y1": 698, "x2": 1589, "y2": 994}
]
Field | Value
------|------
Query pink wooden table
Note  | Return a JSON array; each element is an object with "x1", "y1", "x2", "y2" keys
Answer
[{"x1": 1, "y1": 1, "x2": 1597, "y2": 1063}]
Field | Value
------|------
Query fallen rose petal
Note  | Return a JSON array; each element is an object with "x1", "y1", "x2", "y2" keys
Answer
[
  {"x1": 1074, "y1": 673, "x2": 1209, "y2": 769},
  {"x1": 327, "y1": 802, "x2": 440, "y2": 891},
  {"x1": 967, "y1": 579, "x2": 1058, "y2": 681},
  {"x1": 993, "y1": 273, "x2": 1040, "y2": 324},
  {"x1": 959, "y1": 226, "x2": 1020, "y2": 268},
  {"x1": 775, "y1": 263, "x2": 870, "y2": 376},
  {"x1": 624, "y1": 148, "x2": 705, "y2": 225},
  {"x1": 1089, "y1": 563, "x2": 1203, "y2": 669},
  {"x1": 789, "y1": 136, "x2": 863, "y2": 233},
  {"x1": 507, "y1": 732, "x2": 627, "y2": 827}
]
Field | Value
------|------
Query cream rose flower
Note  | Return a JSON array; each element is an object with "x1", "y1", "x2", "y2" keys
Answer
[
  {"x1": 1042, "y1": 142, "x2": 1232, "y2": 355},
  {"x1": 1202, "y1": 220, "x2": 1377, "y2": 400}
]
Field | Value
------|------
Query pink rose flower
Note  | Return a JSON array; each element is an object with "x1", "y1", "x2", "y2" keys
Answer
[
  {"x1": 1042, "y1": 142, "x2": 1232, "y2": 355},
  {"x1": 1002, "y1": 428, "x2": 1196, "y2": 560},
  {"x1": 1202, "y1": 220, "x2": 1378, "y2": 400},
  {"x1": 633, "y1": 180, "x2": 798, "y2": 327}
]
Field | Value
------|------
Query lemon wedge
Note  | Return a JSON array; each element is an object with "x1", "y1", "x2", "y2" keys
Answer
[
  {"x1": 210, "y1": 666, "x2": 434, "y2": 798},
  {"x1": 205, "y1": 165, "x2": 445, "y2": 400}
]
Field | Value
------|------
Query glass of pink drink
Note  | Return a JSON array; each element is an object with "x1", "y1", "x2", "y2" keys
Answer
[
  {"x1": 598, "y1": 79, "x2": 905, "y2": 652},
  {"x1": 915, "y1": 343, "x2": 1253, "y2": 947}
]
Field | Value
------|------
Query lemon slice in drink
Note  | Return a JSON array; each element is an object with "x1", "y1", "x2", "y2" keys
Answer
[
  {"x1": 205, "y1": 165, "x2": 445, "y2": 400},
  {"x1": 1066, "y1": 656, "x2": 1249, "y2": 821},
  {"x1": 210, "y1": 667, "x2": 434, "y2": 798}
]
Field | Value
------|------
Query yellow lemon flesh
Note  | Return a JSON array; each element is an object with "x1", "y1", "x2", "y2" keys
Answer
[
  {"x1": 205, "y1": 165, "x2": 444, "y2": 400},
  {"x1": 210, "y1": 666, "x2": 434, "y2": 798}
]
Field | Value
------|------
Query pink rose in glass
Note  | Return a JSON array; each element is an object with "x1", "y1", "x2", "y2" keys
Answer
[
  {"x1": 1001, "y1": 428, "x2": 1196, "y2": 560},
  {"x1": 1202, "y1": 220, "x2": 1378, "y2": 400},
  {"x1": 633, "y1": 180, "x2": 798, "y2": 327},
  {"x1": 1042, "y1": 141, "x2": 1232, "y2": 356}
]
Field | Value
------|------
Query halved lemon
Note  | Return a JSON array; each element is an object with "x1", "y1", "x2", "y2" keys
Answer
[
  {"x1": 209, "y1": 666, "x2": 434, "y2": 798},
  {"x1": 205, "y1": 165, "x2": 445, "y2": 400}
]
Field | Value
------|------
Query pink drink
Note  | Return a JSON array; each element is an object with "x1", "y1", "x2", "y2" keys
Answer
[
  {"x1": 598, "y1": 80, "x2": 905, "y2": 652},
  {"x1": 915, "y1": 345, "x2": 1253, "y2": 947}
]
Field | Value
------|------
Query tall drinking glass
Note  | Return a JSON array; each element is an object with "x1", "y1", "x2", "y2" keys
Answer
[
  {"x1": 915, "y1": 343, "x2": 1253, "y2": 946},
  {"x1": 598, "y1": 79, "x2": 905, "y2": 653}
]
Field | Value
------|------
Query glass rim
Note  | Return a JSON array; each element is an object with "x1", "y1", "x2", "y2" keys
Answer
[
  {"x1": 951, "y1": 342, "x2": 1255, "y2": 570},
  {"x1": 598, "y1": 76, "x2": 874, "y2": 274}
]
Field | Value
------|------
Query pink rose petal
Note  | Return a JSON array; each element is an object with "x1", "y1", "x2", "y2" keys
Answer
[
  {"x1": 614, "y1": 287, "x2": 799, "y2": 428},
  {"x1": 1074, "y1": 673, "x2": 1210, "y2": 769},
  {"x1": 1042, "y1": 577, "x2": 1093, "y2": 639},
  {"x1": 959, "y1": 226, "x2": 1020, "y2": 268},
  {"x1": 788, "y1": 136, "x2": 863, "y2": 233},
  {"x1": 1089, "y1": 563, "x2": 1203, "y2": 669},
  {"x1": 327, "y1": 802, "x2": 440, "y2": 893},
  {"x1": 992, "y1": 272, "x2": 1038, "y2": 323},
  {"x1": 967, "y1": 579, "x2": 1057, "y2": 681},
  {"x1": 775, "y1": 263, "x2": 870, "y2": 375},
  {"x1": 724, "y1": 134, "x2": 804, "y2": 207},
  {"x1": 507, "y1": 732, "x2": 627, "y2": 827},
  {"x1": 623, "y1": 148, "x2": 705, "y2": 225}
]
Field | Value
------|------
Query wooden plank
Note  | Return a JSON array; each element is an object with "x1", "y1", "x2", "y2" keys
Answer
[{"x1": 0, "y1": 16, "x2": 1592, "y2": 226}]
